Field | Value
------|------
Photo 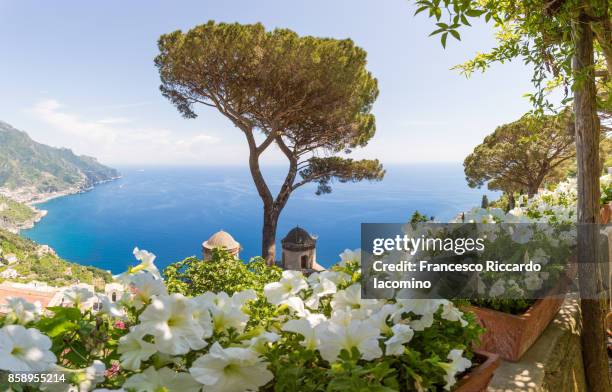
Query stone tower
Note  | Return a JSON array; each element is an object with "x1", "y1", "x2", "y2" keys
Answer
[
  {"x1": 202, "y1": 230, "x2": 240, "y2": 260},
  {"x1": 281, "y1": 226, "x2": 317, "y2": 270}
]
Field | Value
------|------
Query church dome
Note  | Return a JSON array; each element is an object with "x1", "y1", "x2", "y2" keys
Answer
[
  {"x1": 203, "y1": 230, "x2": 240, "y2": 250},
  {"x1": 282, "y1": 226, "x2": 316, "y2": 250}
]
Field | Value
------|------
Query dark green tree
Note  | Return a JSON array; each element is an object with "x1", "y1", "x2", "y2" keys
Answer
[
  {"x1": 480, "y1": 195, "x2": 489, "y2": 209},
  {"x1": 464, "y1": 111, "x2": 575, "y2": 197},
  {"x1": 155, "y1": 22, "x2": 384, "y2": 264}
]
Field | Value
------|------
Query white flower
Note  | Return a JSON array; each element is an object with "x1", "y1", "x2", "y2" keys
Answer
[
  {"x1": 62, "y1": 287, "x2": 94, "y2": 308},
  {"x1": 264, "y1": 270, "x2": 308, "y2": 306},
  {"x1": 316, "y1": 319, "x2": 382, "y2": 362},
  {"x1": 124, "y1": 366, "x2": 200, "y2": 392},
  {"x1": 440, "y1": 302, "x2": 468, "y2": 327},
  {"x1": 126, "y1": 272, "x2": 167, "y2": 310},
  {"x1": 394, "y1": 299, "x2": 446, "y2": 331},
  {"x1": 531, "y1": 248, "x2": 549, "y2": 265},
  {"x1": 246, "y1": 331, "x2": 280, "y2": 354},
  {"x1": 441, "y1": 349, "x2": 472, "y2": 391},
  {"x1": 131, "y1": 247, "x2": 161, "y2": 278},
  {"x1": 524, "y1": 271, "x2": 545, "y2": 291},
  {"x1": 385, "y1": 324, "x2": 414, "y2": 356},
  {"x1": 410, "y1": 313, "x2": 434, "y2": 331},
  {"x1": 339, "y1": 248, "x2": 361, "y2": 266},
  {"x1": 330, "y1": 284, "x2": 379, "y2": 314},
  {"x1": 4, "y1": 297, "x2": 42, "y2": 325},
  {"x1": 77, "y1": 360, "x2": 105, "y2": 391},
  {"x1": 97, "y1": 294, "x2": 126, "y2": 319},
  {"x1": 509, "y1": 224, "x2": 533, "y2": 244},
  {"x1": 282, "y1": 313, "x2": 326, "y2": 350},
  {"x1": 305, "y1": 272, "x2": 337, "y2": 309},
  {"x1": 190, "y1": 342, "x2": 273, "y2": 392},
  {"x1": 396, "y1": 298, "x2": 445, "y2": 317},
  {"x1": 139, "y1": 294, "x2": 208, "y2": 355},
  {"x1": 0, "y1": 325, "x2": 56, "y2": 371},
  {"x1": 117, "y1": 327, "x2": 158, "y2": 370},
  {"x1": 366, "y1": 303, "x2": 399, "y2": 334},
  {"x1": 204, "y1": 291, "x2": 252, "y2": 333}
]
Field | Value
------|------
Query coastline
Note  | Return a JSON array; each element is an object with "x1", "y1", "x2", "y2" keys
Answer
[{"x1": 0, "y1": 176, "x2": 121, "y2": 234}]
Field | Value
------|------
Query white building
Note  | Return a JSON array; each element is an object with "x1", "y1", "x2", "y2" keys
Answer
[
  {"x1": 0, "y1": 268, "x2": 19, "y2": 279},
  {"x1": 281, "y1": 227, "x2": 324, "y2": 273}
]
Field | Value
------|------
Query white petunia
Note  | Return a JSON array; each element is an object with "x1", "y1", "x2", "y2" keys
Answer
[
  {"x1": 264, "y1": 270, "x2": 308, "y2": 306},
  {"x1": 0, "y1": 325, "x2": 56, "y2": 371},
  {"x1": 190, "y1": 342, "x2": 273, "y2": 392},
  {"x1": 246, "y1": 331, "x2": 280, "y2": 354},
  {"x1": 441, "y1": 349, "x2": 472, "y2": 391},
  {"x1": 305, "y1": 273, "x2": 337, "y2": 309},
  {"x1": 330, "y1": 283, "x2": 379, "y2": 314},
  {"x1": 204, "y1": 291, "x2": 252, "y2": 333},
  {"x1": 440, "y1": 302, "x2": 468, "y2": 327},
  {"x1": 339, "y1": 248, "x2": 361, "y2": 266},
  {"x1": 97, "y1": 294, "x2": 126, "y2": 319},
  {"x1": 282, "y1": 313, "x2": 326, "y2": 350},
  {"x1": 366, "y1": 303, "x2": 399, "y2": 334},
  {"x1": 385, "y1": 323, "x2": 414, "y2": 356},
  {"x1": 117, "y1": 326, "x2": 158, "y2": 371},
  {"x1": 62, "y1": 287, "x2": 94, "y2": 309},
  {"x1": 316, "y1": 319, "x2": 382, "y2": 362},
  {"x1": 139, "y1": 294, "x2": 208, "y2": 355},
  {"x1": 410, "y1": 313, "x2": 434, "y2": 331},
  {"x1": 124, "y1": 366, "x2": 200, "y2": 392},
  {"x1": 131, "y1": 247, "x2": 161, "y2": 278},
  {"x1": 77, "y1": 360, "x2": 105, "y2": 391},
  {"x1": 126, "y1": 272, "x2": 167, "y2": 310},
  {"x1": 524, "y1": 271, "x2": 545, "y2": 291},
  {"x1": 4, "y1": 297, "x2": 42, "y2": 325}
]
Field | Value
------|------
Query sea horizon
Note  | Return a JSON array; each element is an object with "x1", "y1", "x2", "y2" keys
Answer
[{"x1": 23, "y1": 163, "x2": 499, "y2": 274}]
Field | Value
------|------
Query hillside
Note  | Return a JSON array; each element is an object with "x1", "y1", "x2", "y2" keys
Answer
[
  {"x1": 0, "y1": 228, "x2": 112, "y2": 288},
  {"x1": 0, "y1": 121, "x2": 119, "y2": 202},
  {"x1": 0, "y1": 195, "x2": 42, "y2": 233}
]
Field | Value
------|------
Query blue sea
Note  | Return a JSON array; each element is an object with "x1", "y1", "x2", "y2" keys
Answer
[{"x1": 23, "y1": 164, "x2": 498, "y2": 273}]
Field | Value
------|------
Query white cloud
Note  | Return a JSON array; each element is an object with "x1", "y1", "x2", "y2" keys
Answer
[{"x1": 27, "y1": 99, "x2": 224, "y2": 164}]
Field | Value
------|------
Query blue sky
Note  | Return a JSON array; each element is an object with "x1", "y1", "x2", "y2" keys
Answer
[{"x1": 0, "y1": 0, "x2": 539, "y2": 165}]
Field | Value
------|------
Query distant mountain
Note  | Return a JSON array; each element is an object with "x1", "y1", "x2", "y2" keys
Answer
[{"x1": 0, "y1": 121, "x2": 119, "y2": 199}]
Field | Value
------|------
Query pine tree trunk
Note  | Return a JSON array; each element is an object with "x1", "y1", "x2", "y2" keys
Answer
[
  {"x1": 507, "y1": 192, "x2": 515, "y2": 211},
  {"x1": 573, "y1": 11, "x2": 612, "y2": 392},
  {"x1": 261, "y1": 206, "x2": 279, "y2": 266}
]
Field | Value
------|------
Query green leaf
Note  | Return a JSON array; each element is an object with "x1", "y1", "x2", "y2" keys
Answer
[
  {"x1": 450, "y1": 30, "x2": 461, "y2": 41},
  {"x1": 465, "y1": 9, "x2": 486, "y2": 17},
  {"x1": 414, "y1": 5, "x2": 429, "y2": 15},
  {"x1": 441, "y1": 32, "x2": 448, "y2": 48}
]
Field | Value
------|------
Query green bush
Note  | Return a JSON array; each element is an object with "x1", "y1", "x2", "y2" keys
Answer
[{"x1": 164, "y1": 248, "x2": 282, "y2": 296}]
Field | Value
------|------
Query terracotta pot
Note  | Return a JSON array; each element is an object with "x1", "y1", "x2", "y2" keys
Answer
[
  {"x1": 454, "y1": 349, "x2": 501, "y2": 392},
  {"x1": 466, "y1": 275, "x2": 571, "y2": 362},
  {"x1": 600, "y1": 203, "x2": 612, "y2": 224}
]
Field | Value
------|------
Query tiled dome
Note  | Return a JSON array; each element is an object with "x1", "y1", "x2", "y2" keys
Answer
[
  {"x1": 282, "y1": 226, "x2": 316, "y2": 250},
  {"x1": 202, "y1": 230, "x2": 240, "y2": 250}
]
